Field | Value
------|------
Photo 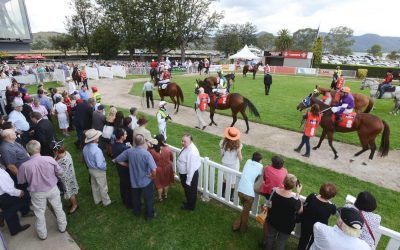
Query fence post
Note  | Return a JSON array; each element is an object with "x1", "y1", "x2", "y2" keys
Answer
[{"x1": 201, "y1": 157, "x2": 210, "y2": 202}]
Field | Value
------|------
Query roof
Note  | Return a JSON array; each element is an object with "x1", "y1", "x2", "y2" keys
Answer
[{"x1": 229, "y1": 45, "x2": 260, "y2": 60}]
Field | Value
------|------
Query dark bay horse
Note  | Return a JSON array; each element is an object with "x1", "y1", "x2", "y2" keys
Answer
[
  {"x1": 195, "y1": 79, "x2": 260, "y2": 133},
  {"x1": 72, "y1": 66, "x2": 81, "y2": 86},
  {"x1": 296, "y1": 95, "x2": 389, "y2": 162},
  {"x1": 243, "y1": 62, "x2": 262, "y2": 79},
  {"x1": 149, "y1": 68, "x2": 158, "y2": 81},
  {"x1": 314, "y1": 85, "x2": 374, "y2": 113},
  {"x1": 154, "y1": 78, "x2": 184, "y2": 113}
]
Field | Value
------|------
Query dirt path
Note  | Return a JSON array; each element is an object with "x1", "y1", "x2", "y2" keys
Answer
[{"x1": 93, "y1": 78, "x2": 400, "y2": 192}]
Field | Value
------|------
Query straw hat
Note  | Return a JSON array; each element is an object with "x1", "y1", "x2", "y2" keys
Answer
[
  {"x1": 85, "y1": 129, "x2": 102, "y2": 143},
  {"x1": 223, "y1": 127, "x2": 241, "y2": 141}
]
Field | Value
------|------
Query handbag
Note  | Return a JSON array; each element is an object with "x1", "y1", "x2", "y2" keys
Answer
[
  {"x1": 102, "y1": 125, "x2": 114, "y2": 139},
  {"x1": 255, "y1": 189, "x2": 276, "y2": 225},
  {"x1": 359, "y1": 210, "x2": 376, "y2": 245}
]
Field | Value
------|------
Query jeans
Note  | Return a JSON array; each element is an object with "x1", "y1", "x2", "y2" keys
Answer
[
  {"x1": 232, "y1": 192, "x2": 254, "y2": 232},
  {"x1": 297, "y1": 134, "x2": 311, "y2": 155},
  {"x1": 265, "y1": 84, "x2": 271, "y2": 95},
  {"x1": 131, "y1": 181, "x2": 155, "y2": 219},
  {"x1": 264, "y1": 223, "x2": 290, "y2": 250},
  {"x1": 379, "y1": 83, "x2": 391, "y2": 98}
]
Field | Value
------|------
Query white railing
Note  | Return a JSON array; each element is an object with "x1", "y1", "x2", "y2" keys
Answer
[
  {"x1": 169, "y1": 145, "x2": 400, "y2": 249},
  {"x1": 126, "y1": 67, "x2": 150, "y2": 75}
]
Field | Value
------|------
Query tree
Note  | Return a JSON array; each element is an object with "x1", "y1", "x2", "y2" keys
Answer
[
  {"x1": 256, "y1": 32, "x2": 275, "y2": 50},
  {"x1": 173, "y1": 0, "x2": 223, "y2": 62},
  {"x1": 275, "y1": 29, "x2": 293, "y2": 51},
  {"x1": 238, "y1": 22, "x2": 258, "y2": 46},
  {"x1": 31, "y1": 39, "x2": 49, "y2": 50},
  {"x1": 324, "y1": 26, "x2": 354, "y2": 55},
  {"x1": 292, "y1": 28, "x2": 317, "y2": 51},
  {"x1": 214, "y1": 24, "x2": 241, "y2": 58},
  {"x1": 312, "y1": 36, "x2": 323, "y2": 68},
  {"x1": 65, "y1": 0, "x2": 100, "y2": 56},
  {"x1": 367, "y1": 44, "x2": 383, "y2": 57},
  {"x1": 387, "y1": 51, "x2": 399, "y2": 60},
  {"x1": 49, "y1": 34, "x2": 74, "y2": 56},
  {"x1": 92, "y1": 25, "x2": 120, "y2": 59}
]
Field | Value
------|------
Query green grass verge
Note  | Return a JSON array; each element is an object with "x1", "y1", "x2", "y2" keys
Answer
[
  {"x1": 54, "y1": 107, "x2": 398, "y2": 249},
  {"x1": 125, "y1": 75, "x2": 150, "y2": 79},
  {"x1": 129, "y1": 74, "x2": 400, "y2": 149},
  {"x1": 26, "y1": 81, "x2": 63, "y2": 94}
]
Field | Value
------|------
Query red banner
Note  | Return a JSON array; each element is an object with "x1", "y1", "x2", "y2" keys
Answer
[{"x1": 283, "y1": 51, "x2": 308, "y2": 59}]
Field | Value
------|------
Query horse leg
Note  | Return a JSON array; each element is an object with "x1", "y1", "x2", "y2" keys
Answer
[
  {"x1": 240, "y1": 109, "x2": 250, "y2": 134},
  {"x1": 313, "y1": 130, "x2": 326, "y2": 150},
  {"x1": 327, "y1": 131, "x2": 339, "y2": 159},
  {"x1": 209, "y1": 108, "x2": 217, "y2": 126},
  {"x1": 368, "y1": 140, "x2": 377, "y2": 160},
  {"x1": 170, "y1": 96, "x2": 178, "y2": 114},
  {"x1": 253, "y1": 71, "x2": 256, "y2": 80}
]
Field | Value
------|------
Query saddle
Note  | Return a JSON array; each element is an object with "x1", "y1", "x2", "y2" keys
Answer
[
  {"x1": 212, "y1": 93, "x2": 227, "y2": 106},
  {"x1": 332, "y1": 112, "x2": 356, "y2": 128},
  {"x1": 386, "y1": 86, "x2": 396, "y2": 92}
]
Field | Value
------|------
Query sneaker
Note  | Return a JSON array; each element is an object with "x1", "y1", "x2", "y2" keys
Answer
[
  {"x1": 302, "y1": 153, "x2": 310, "y2": 158},
  {"x1": 294, "y1": 148, "x2": 301, "y2": 153}
]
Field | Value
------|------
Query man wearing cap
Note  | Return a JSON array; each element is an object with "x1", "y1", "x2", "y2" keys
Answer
[
  {"x1": 91, "y1": 86, "x2": 102, "y2": 105},
  {"x1": 115, "y1": 134, "x2": 157, "y2": 219},
  {"x1": 8, "y1": 99, "x2": 30, "y2": 144},
  {"x1": 331, "y1": 87, "x2": 354, "y2": 122},
  {"x1": 310, "y1": 207, "x2": 370, "y2": 250},
  {"x1": 195, "y1": 87, "x2": 209, "y2": 130},
  {"x1": 92, "y1": 105, "x2": 106, "y2": 131},
  {"x1": 156, "y1": 101, "x2": 171, "y2": 140},
  {"x1": 17, "y1": 140, "x2": 67, "y2": 240},
  {"x1": 142, "y1": 80, "x2": 154, "y2": 108},
  {"x1": 83, "y1": 129, "x2": 111, "y2": 206}
]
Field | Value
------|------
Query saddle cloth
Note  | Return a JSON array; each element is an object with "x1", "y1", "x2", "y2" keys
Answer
[
  {"x1": 161, "y1": 84, "x2": 168, "y2": 89},
  {"x1": 212, "y1": 94, "x2": 227, "y2": 105},
  {"x1": 332, "y1": 112, "x2": 357, "y2": 128}
]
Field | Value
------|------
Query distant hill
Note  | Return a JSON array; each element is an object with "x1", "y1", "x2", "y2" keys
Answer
[{"x1": 31, "y1": 32, "x2": 63, "y2": 50}]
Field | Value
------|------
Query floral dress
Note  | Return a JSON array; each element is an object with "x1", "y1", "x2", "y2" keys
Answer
[{"x1": 57, "y1": 152, "x2": 79, "y2": 199}]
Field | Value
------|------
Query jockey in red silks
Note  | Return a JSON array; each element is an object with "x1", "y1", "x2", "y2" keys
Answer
[
  {"x1": 378, "y1": 70, "x2": 393, "y2": 98},
  {"x1": 158, "y1": 67, "x2": 171, "y2": 89}
]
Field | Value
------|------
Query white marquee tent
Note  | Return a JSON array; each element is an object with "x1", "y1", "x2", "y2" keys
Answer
[{"x1": 229, "y1": 45, "x2": 260, "y2": 60}]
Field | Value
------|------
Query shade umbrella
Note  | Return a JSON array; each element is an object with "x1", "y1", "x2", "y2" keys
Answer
[
  {"x1": 31, "y1": 54, "x2": 46, "y2": 59},
  {"x1": 14, "y1": 54, "x2": 31, "y2": 60}
]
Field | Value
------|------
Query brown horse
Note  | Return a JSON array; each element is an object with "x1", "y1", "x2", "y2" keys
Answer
[
  {"x1": 243, "y1": 62, "x2": 262, "y2": 79},
  {"x1": 195, "y1": 79, "x2": 260, "y2": 133},
  {"x1": 296, "y1": 94, "x2": 389, "y2": 163},
  {"x1": 314, "y1": 85, "x2": 374, "y2": 113},
  {"x1": 202, "y1": 74, "x2": 235, "y2": 92},
  {"x1": 154, "y1": 78, "x2": 184, "y2": 114}
]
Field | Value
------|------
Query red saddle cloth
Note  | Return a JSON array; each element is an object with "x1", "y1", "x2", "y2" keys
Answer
[
  {"x1": 212, "y1": 94, "x2": 227, "y2": 105},
  {"x1": 332, "y1": 112, "x2": 357, "y2": 128}
]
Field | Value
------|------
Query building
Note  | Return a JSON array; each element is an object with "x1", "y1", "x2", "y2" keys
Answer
[{"x1": 263, "y1": 50, "x2": 313, "y2": 68}]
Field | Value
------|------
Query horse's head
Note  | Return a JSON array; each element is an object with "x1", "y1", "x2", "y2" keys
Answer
[
  {"x1": 360, "y1": 78, "x2": 378, "y2": 90},
  {"x1": 296, "y1": 94, "x2": 312, "y2": 111},
  {"x1": 195, "y1": 79, "x2": 211, "y2": 94},
  {"x1": 312, "y1": 85, "x2": 321, "y2": 97}
]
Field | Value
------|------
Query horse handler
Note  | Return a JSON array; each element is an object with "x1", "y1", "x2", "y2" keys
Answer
[
  {"x1": 294, "y1": 104, "x2": 321, "y2": 157},
  {"x1": 263, "y1": 72, "x2": 272, "y2": 95},
  {"x1": 195, "y1": 87, "x2": 209, "y2": 130}
]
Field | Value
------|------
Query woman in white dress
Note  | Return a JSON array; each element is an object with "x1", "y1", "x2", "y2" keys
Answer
[
  {"x1": 54, "y1": 96, "x2": 69, "y2": 136},
  {"x1": 220, "y1": 127, "x2": 243, "y2": 200}
]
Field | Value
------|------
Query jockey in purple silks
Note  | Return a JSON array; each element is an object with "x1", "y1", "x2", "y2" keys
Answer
[{"x1": 331, "y1": 86, "x2": 354, "y2": 122}]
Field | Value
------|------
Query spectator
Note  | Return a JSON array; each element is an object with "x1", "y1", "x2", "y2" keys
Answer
[
  {"x1": 132, "y1": 117, "x2": 153, "y2": 147},
  {"x1": 297, "y1": 183, "x2": 337, "y2": 250},
  {"x1": 21, "y1": 96, "x2": 33, "y2": 121},
  {"x1": 142, "y1": 80, "x2": 154, "y2": 109},
  {"x1": 220, "y1": 127, "x2": 243, "y2": 199},
  {"x1": 177, "y1": 134, "x2": 201, "y2": 211},
  {"x1": 149, "y1": 134, "x2": 174, "y2": 202},
  {"x1": 114, "y1": 111, "x2": 124, "y2": 130},
  {"x1": 263, "y1": 174, "x2": 302, "y2": 250},
  {"x1": 50, "y1": 88, "x2": 62, "y2": 103},
  {"x1": 123, "y1": 117, "x2": 133, "y2": 146},
  {"x1": 30, "y1": 112, "x2": 55, "y2": 157},
  {"x1": 79, "y1": 86, "x2": 89, "y2": 101},
  {"x1": 53, "y1": 97, "x2": 69, "y2": 137},
  {"x1": 101, "y1": 106, "x2": 117, "y2": 154},
  {"x1": 310, "y1": 207, "x2": 370, "y2": 250},
  {"x1": 62, "y1": 91, "x2": 74, "y2": 130},
  {"x1": 31, "y1": 98, "x2": 49, "y2": 119},
  {"x1": 8, "y1": 99, "x2": 30, "y2": 144},
  {"x1": 73, "y1": 98, "x2": 94, "y2": 148},
  {"x1": 92, "y1": 105, "x2": 106, "y2": 131},
  {"x1": 129, "y1": 107, "x2": 138, "y2": 130},
  {"x1": 259, "y1": 156, "x2": 288, "y2": 199},
  {"x1": 37, "y1": 89, "x2": 52, "y2": 120},
  {"x1": 83, "y1": 129, "x2": 111, "y2": 206},
  {"x1": 66, "y1": 78, "x2": 76, "y2": 95},
  {"x1": 0, "y1": 167, "x2": 32, "y2": 236},
  {"x1": 345, "y1": 191, "x2": 381, "y2": 249},
  {"x1": 232, "y1": 152, "x2": 263, "y2": 233},
  {"x1": 115, "y1": 134, "x2": 157, "y2": 219},
  {"x1": 111, "y1": 128, "x2": 132, "y2": 209},
  {"x1": 52, "y1": 140, "x2": 79, "y2": 214},
  {"x1": 17, "y1": 140, "x2": 67, "y2": 240}
]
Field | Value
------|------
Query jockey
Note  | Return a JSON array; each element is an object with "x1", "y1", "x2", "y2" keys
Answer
[
  {"x1": 217, "y1": 71, "x2": 228, "y2": 91},
  {"x1": 150, "y1": 59, "x2": 158, "y2": 69},
  {"x1": 331, "y1": 87, "x2": 354, "y2": 122},
  {"x1": 378, "y1": 70, "x2": 393, "y2": 98},
  {"x1": 158, "y1": 67, "x2": 171, "y2": 88}
]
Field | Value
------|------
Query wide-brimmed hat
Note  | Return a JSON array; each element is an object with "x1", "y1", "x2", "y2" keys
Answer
[
  {"x1": 85, "y1": 129, "x2": 102, "y2": 143},
  {"x1": 137, "y1": 117, "x2": 148, "y2": 126},
  {"x1": 223, "y1": 127, "x2": 241, "y2": 141}
]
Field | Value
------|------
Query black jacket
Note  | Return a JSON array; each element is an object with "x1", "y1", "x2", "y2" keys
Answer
[
  {"x1": 33, "y1": 118, "x2": 55, "y2": 156},
  {"x1": 264, "y1": 74, "x2": 272, "y2": 85},
  {"x1": 73, "y1": 102, "x2": 93, "y2": 130}
]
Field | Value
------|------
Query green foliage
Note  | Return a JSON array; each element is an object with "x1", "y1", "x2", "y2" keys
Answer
[
  {"x1": 48, "y1": 34, "x2": 74, "y2": 56},
  {"x1": 292, "y1": 28, "x2": 318, "y2": 51},
  {"x1": 256, "y1": 32, "x2": 275, "y2": 50},
  {"x1": 357, "y1": 69, "x2": 368, "y2": 79},
  {"x1": 31, "y1": 39, "x2": 49, "y2": 50},
  {"x1": 312, "y1": 36, "x2": 323, "y2": 68},
  {"x1": 368, "y1": 44, "x2": 383, "y2": 57},
  {"x1": 92, "y1": 25, "x2": 120, "y2": 59},
  {"x1": 386, "y1": 51, "x2": 399, "y2": 60},
  {"x1": 325, "y1": 26, "x2": 355, "y2": 55},
  {"x1": 319, "y1": 63, "x2": 399, "y2": 78},
  {"x1": 274, "y1": 29, "x2": 293, "y2": 51}
]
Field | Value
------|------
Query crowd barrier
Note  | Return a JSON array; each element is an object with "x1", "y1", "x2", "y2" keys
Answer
[
  {"x1": 168, "y1": 145, "x2": 400, "y2": 249},
  {"x1": 86, "y1": 66, "x2": 99, "y2": 80},
  {"x1": 111, "y1": 65, "x2": 127, "y2": 78},
  {"x1": 98, "y1": 66, "x2": 114, "y2": 79}
]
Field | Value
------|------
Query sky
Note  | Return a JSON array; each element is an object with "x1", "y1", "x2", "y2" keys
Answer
[{"x1": 25, "y1": 0, "x2": 400, "y2": 37}]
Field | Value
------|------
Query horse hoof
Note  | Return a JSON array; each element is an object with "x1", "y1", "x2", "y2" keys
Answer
[
  {"x1": 349, "y1": 159, "x2": 355, "y2": 163},
  {"x1": 209, "y1": 123, "x2": 213, "y2": 126},
  {"x1": 174, "y1": 111, "x2": 178, "y2": 115},
  {"x1": 312, "y1": 147, "x2": 318, "y2": 150},
  {"x1": 245, "y1": 131, "x2": 249, "y2": 134},
  {"x1": 334, "y1": 155, "x2": 338, "y2": 160},
  {"x1": 362, "y1": 162, "x2": 367, "y2": 166}
]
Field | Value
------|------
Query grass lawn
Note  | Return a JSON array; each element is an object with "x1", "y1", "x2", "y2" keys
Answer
[
  {"x1": 26, "y1": 81, "x2": 63, "y2": 93},
  {"x1": 125, "y1": 75, "x2": 150, "y2": 79},
  {"x1": 130, "y1": 74, "x2": 400, "y2": 149},
  {"x1": 50, "y1": 107, "x2": 399, "y2": 249}
]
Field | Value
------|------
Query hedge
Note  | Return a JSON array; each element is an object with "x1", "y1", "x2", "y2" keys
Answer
[{"x1": 319, "y1": 63, "x2": 400, "y2": 79}]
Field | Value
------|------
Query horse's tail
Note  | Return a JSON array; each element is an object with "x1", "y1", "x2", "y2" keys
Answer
[
  {"x1": 177, "y1": 85, "x2": 184, "y2": 103},
  {"x1": 379, "y1": 120, "x2": 390, "y2": 157},
  {"x1": 363, "y1": 97, "x2": 374, "y2": 113},
  {"x1": 243, "y1": 97, "x2": 260, "y2": 118}
]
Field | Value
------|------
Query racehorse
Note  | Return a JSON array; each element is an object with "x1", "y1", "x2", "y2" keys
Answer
[
  {"x1": 149, "y1": 68, "x2": 158, "y2": 81},
  {"x1": 296, "y1": 94, "x2": 390, "y2": 163},
  {"x1": 195, "y1": 79, "x2": 260, "y2": 133},
  {"x1": 243, "y1": 62, "x2": 262, "y2": 79},
  {"x1": 360, "y1": 78, "x2": 400, "y2": 101},
  {"x1": 71, "y1": 66, "x2": 81, "y2": 86},
  {"x1": 154, "y1": 77, "x2": 184, "y2": 114},
  {"x1": 314, "y1": 85, "x2": 374, "y2": 113}
]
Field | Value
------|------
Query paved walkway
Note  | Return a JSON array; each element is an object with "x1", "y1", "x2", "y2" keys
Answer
[{"x1": 96, "y1": 77, "x2": 400, "y2": 191}]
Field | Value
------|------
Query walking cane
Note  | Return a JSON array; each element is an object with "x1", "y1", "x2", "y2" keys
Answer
[{"x1": 141, "y1": 92, "x2": 144, "y2": 108}]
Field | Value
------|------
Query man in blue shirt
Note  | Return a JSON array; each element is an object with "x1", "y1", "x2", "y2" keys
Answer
[
  {"x1": 83, "y1": 129, "x2": 111, "y2": 206},
  {"x1": 115, "y1": 134, "x2": 157, "y2": 219}
]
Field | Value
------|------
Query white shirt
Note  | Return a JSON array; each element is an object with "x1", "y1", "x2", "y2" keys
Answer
[
  {"x1": 68, "y1": 81, "x2": 76, "y2": 94},
  {"x1": 177, "y1": 143, "x2": 201, "y2": 186},
  {"x1": 310, "y1": 223, "x2": 371, "y2": 250},
  {"x1": 130, "y1": 115, "x2": 138, "y2": 130},
  {"x1": 54, "y1": 102, "x2": 68, "y2": 116},
  {"x1": 0, "y1": 168, "x2": 22, "y2": 197},
  {"x1": 142, "y1": 81, "x2": 153, "y2": 92},
  {"x1": 8, "y1": 110, "x2": 30, "y2": 132}
]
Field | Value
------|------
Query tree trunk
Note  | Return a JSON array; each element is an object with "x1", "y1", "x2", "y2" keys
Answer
[
  {"x1": 180, "y1": 43, "x2": 186, "y2": 63},
  {"x1": 157, "y1": 48, "x2": 163, "y2": 61}
]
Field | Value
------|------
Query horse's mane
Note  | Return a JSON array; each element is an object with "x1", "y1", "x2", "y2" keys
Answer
[
  {"x1": 198, "y1": 80, "x2": 213, "y2": 94},
  {"x1": 311, "y1": 96, "x2": 330, "y2": 111}
]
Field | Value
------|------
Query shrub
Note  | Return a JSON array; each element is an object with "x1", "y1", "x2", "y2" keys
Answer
[
  {"x1": 319, "y1": 63, "x2": 399, "y2": 78},
  {"x1": 357, "y1": 69, "x2": 368, "y2": 79}
]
